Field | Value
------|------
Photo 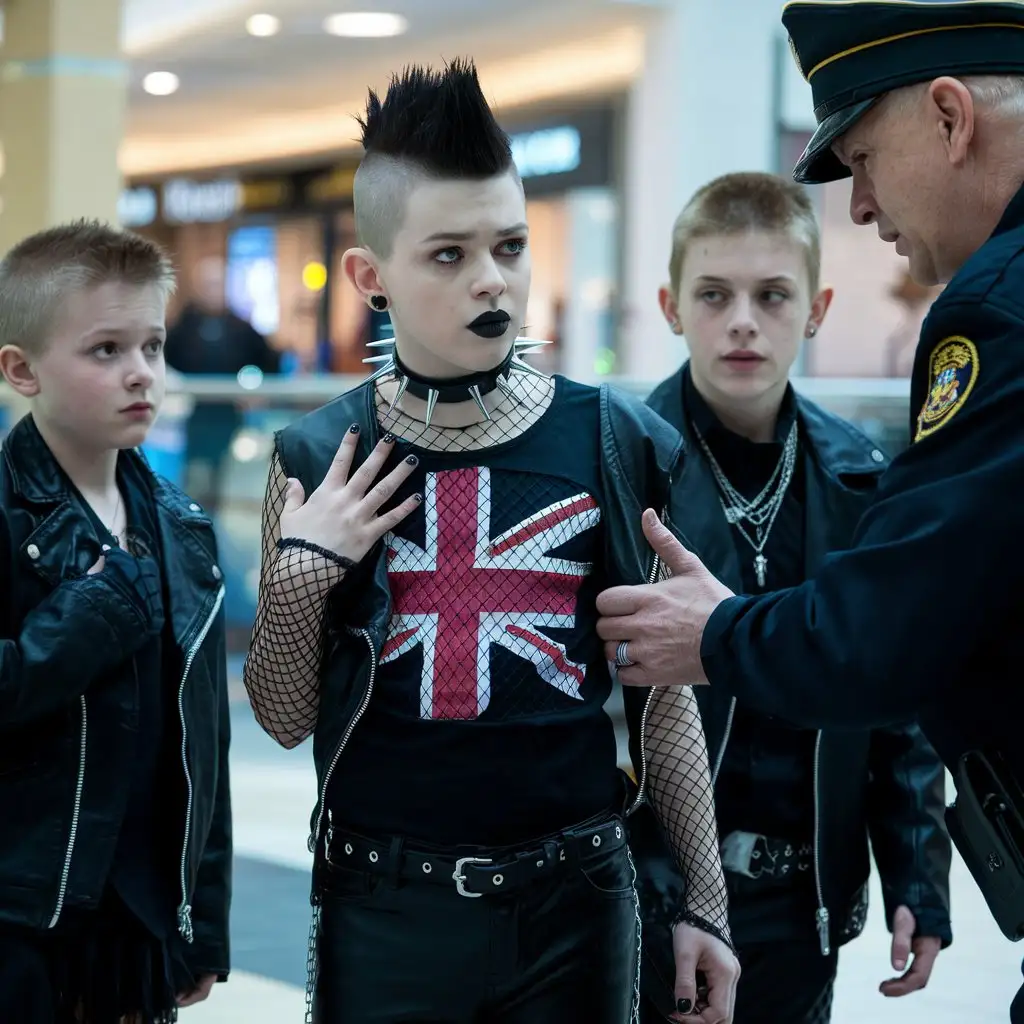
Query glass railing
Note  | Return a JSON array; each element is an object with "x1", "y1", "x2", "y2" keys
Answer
[{"x1": 0, "y1": 374, "x2": 911, "y2": 651}]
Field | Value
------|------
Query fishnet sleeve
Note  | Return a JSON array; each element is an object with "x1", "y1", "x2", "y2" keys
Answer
[
  {"x1": 643, "y1": 564, "x2": 732, "y2": 948},
  {"x1": 242, "y1": 452, "x2": 346, "y2": 748}
]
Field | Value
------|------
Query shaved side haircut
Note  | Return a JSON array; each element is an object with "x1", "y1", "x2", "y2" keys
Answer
[{"x1": 352, "y1": 58, "x2": 520, "y2": 258}]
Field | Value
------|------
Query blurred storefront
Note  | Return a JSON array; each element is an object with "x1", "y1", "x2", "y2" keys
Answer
[
  {"x1": 122, "y1": 101, "x2": 623, "y2": 379},
  {"x1": 618, "y1": 0, "x2": 942, "y2": 384}
]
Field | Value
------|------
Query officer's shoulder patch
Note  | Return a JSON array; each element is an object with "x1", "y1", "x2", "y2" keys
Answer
[{"x1": 914, "y1": 335, "x2": 979, "y2": 442}]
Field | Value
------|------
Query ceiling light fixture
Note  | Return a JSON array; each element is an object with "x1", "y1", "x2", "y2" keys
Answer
[
  {"x1": 142, "y1": 71, "x2": 180, "y2": 96},
  {"x1": 322, "y1": 12, "x2": 408, "y2": 37},
  {"x1": 246, "y1": 13, "x2": 281, "y2": 37}
]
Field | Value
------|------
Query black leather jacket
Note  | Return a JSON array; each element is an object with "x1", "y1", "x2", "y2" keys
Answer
[
  {"x1": 633, "y1": 368, "x2": 952, "y2": 1008},
  {"x1": 0, "y1": 416, "x2": 232, "y2": 980},
  {"x1": 274, "y1": 378, "x2": 683, "y2": 878}
]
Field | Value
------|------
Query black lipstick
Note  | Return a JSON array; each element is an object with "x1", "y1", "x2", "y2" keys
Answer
[{"x1": 467, "y1": 310, "x2": 512, "y2": 339}]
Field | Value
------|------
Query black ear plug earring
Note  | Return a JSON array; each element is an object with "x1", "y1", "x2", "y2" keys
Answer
[{"x1": 370, "y1": 295, "x2": 389, "y2": 311}]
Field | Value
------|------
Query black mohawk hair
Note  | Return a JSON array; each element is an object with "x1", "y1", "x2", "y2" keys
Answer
[{"x1": 357, "y1": 58, "x2": 513, "y2": 178}]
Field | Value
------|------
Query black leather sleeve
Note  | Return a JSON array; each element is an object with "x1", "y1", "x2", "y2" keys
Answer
[
  {"x1": 866, "y1": 722, "x2": 953, "y2": 946},
  {"x1": 0, "y1": 549, "x2": 162, "y2": 730}
]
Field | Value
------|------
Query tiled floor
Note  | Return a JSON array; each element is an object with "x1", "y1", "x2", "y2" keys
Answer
[{"x1": 186, "y1": 699, "x2": 1022, "y2": 1023}]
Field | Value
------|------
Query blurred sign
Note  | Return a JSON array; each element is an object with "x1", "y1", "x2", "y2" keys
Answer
[
  {"x1": 118, "y1": 186, "x2": 158, "y2": 228},
  {"x1": 240, "y1": 177, "x2": 294, "y2": 211},
  {"x1": 510, "y1": 126, "x2": 581, "y2": 179},
  {"x1": 162, "y1": 178, "x2": 241, "y2": 224},
  {"x1": 503, "y1": 105, "x2": 616, "y2": 197},
  {"x1": 124, "y1": 102, "x2": 619, "y2": 221}
]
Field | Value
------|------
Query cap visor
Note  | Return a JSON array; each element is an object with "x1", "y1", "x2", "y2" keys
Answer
[{"x1": 793, "y1": 99, "x2": 876, "y2": 185}]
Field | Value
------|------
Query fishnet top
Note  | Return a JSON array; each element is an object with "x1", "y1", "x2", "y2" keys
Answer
[{"x1": 243, "y1": 366, "x2": 729, "y2": 941}]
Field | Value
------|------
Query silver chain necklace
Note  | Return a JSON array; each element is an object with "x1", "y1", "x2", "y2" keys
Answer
[{"x1": 694, "y1": 421, "x2": 799, "y2": 587}]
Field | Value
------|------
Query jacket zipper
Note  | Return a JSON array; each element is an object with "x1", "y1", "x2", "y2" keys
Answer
[
  {"x1": 812, "y1": 730, "x2": 830, "y2": 955},
  {"x1": 304, "y1": 628, "x2": 379, "y2": 1024},
  {"x1": 48, "y1": 695, "x2": 87, "y2": 928},
  {"x1": 176, "y1": 586, "x2": 226, "y2": 943},
  {"x1": 626, "y1": 547, "x2": 662, "y2": 815},
  {"x1": 709, "y1": 698, "x2": 737, "y2": 787},
  {"x1": 308, "y1": 628, "x2": 378, "y2": 856},
  {"x1": 710, "y1": 707, "x2": 829, "y2": 954}
]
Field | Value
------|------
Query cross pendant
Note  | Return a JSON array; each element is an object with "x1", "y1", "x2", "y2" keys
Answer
[{"x1": 754, "y1": 553, "x2": 767, "y2": 587}]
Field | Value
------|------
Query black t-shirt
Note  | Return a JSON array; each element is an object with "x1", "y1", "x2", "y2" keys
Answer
[
  {"x1": 684, "y1": 370, "x2": 817, "y2": 845},
  {"x1": 71, "y1": 456, "x2": 178, "y2": 938},
  {"x1": 328, "y1": 377, "x2": 626, "y2": 846}
]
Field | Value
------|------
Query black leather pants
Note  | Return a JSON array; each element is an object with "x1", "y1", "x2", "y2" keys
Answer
[{"x1": 313, "y1": 816, "x2": 640, "y2": 1024}]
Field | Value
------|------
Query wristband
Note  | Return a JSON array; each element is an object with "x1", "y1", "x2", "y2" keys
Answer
[{"x1": 277, "y1": 537, "x2": 358, "y2": 572}]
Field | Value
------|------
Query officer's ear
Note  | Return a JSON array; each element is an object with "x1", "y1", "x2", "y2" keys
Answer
[{"x1": 927, "y1": 76, "x2": 975, "y2": 167}]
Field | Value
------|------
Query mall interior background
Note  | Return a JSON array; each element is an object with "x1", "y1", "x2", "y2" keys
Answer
[
  {"x1": 8, "y1": 6, "x2": 1024, "y2": 1022},
  {"x1": 0, "y1": 0, "x2": 927, "y2": 643}
]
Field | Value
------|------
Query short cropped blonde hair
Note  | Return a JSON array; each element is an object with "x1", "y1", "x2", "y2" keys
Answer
[
  {"x1": 668, "y1": 172, "x2": 822, "y2": 295},
  {"x1": 0, "y1": 219, "x2": 176, "y2": 352}
]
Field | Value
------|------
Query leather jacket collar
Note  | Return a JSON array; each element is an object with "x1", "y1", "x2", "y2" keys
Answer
[{"x1": 647, "y1": 363, "x2": 886, "y2": 591}]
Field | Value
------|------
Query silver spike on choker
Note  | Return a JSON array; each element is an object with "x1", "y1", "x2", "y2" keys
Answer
[{"x1": 363, "y1": 337, "x2": 552, "y2": 426}]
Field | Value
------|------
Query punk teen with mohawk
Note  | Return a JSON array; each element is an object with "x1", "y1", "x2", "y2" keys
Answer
[{"x1": 243, "y1": 60, "x2": 739, "y2": 1024}]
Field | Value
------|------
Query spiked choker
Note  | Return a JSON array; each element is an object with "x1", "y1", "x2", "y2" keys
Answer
[
  {"x1": 394, "y1": 346, "x2": 515, "y2": 403},
  {"x1": 363, "y1": 336, "x2": 551, "y2": 425}
]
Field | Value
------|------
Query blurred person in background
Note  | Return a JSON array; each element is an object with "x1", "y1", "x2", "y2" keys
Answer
[
  {"x1": 629, "y1": 172, "x2": 950, "y2": 1024},
  {"x1": 164, "y1": 254, "x2": 281, "y2": 516},
  {"x1": 0, "y1": 221, "x2": 231, "y2": 1023},
  {"x1": 885, "y1": 269, "x2": 942, "y2": 377},
  {"x1": 243, "y1": 60, "x2": 739, "y2": 1024},
  {"x1": 594, "y1": 2, "x2": 1024, "y2": 1019}
]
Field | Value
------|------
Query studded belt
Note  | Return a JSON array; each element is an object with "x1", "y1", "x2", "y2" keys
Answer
[
  {"x1": 721, "y1": 830, "x2": 814, "y2": 881},
  {"x1": 326, "y1": 816, "x2": 627, "y2": 898}
]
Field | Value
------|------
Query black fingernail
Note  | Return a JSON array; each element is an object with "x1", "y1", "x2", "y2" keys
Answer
[
  {"x1": 349, "y1": 424, "x2": 360, "y2": 434},
  {"x1": 382, "y1": 432, "x2": 395, "y2": 444},
  {"x1": 405, "y1": 455, "x2": 418, "y2": 466},
  {"x1": 413, "y1": 493, "x2": 423, "y2": 503},
  {"x1": 676, "y1": 998, "x2": 693, "y2": 1014}
]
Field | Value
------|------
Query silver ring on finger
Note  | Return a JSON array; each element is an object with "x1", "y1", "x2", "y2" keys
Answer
[{"x1": 614, "y1": 640, "x2": 635, "y2": 669}]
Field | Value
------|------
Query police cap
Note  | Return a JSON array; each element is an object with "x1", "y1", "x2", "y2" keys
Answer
[{"x1": 784, "y1": 0, "x2": 1024, "y2": 185}]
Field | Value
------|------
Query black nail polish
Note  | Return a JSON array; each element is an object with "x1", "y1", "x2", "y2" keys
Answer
[
  {"x1": 405, "y1": 455, "x2": 419, "y2": 466},
  {"x1": 413, "y1": 493, "x2": 423, "y2": 503},
  {"x1": 349, "y1": 424, "x2": 360, "y2": 434},
  {"x1": 676, "y1": 998, "x2": 693, "y2": 1014},
  {"x1": 382, "y1": 432, "x2": 396, "y2": 444}
]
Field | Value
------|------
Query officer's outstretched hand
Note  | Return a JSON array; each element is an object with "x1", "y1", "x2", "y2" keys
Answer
[
  {"x1": 879, "y1": 905, "x2": 942, "y2": 997},
  {"x1": 671, "y1": 921, "x2": 739, "y2": 1023},
  {"x1": 596, "y1": 509, "x2": 734, "y2": 687}
]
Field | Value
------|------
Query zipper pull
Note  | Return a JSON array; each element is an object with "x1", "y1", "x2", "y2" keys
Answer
[
  {"x1": 326, "y1": 809, "x2": 334, "y2": 853},
  {"x1": 815, "y1": 907, "x2": 831, "y2": 957},
  {"x1": 177, "y1": 901, "x2": 194, "y2": 944}
]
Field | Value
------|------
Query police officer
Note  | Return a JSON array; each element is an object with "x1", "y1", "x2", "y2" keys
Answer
[{"x1": 596, "y1": 1, "x2": 1024, "y2": 1018}]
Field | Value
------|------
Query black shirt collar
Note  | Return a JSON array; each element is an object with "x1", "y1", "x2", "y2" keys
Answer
[{"x1": 683, "y1": 363, "x2": 797, "y2": 450}]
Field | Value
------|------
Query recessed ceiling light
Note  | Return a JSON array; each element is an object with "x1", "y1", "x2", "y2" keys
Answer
[
  {"x1": 142, "y1": 71, "x2": 179, "y2": 96},
  {"x1": 246, "y1": 13, "x2": 281, "y2": 37},
  {"x1": 322, "y1": 12, "x2": 408, "y2": 37}
]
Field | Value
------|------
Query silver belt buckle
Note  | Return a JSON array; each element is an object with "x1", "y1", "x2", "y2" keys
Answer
[
  {"x1": 721, "y1": 831, "x2": 763, "y2": 879},
  {"x1": 452, "y1": 856, "x2": 492, "y2": 897}
]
